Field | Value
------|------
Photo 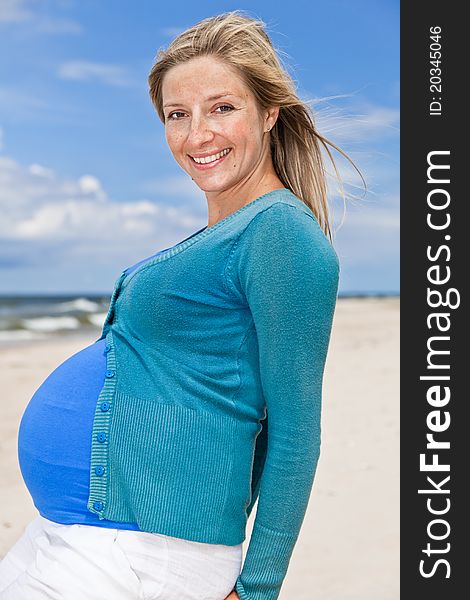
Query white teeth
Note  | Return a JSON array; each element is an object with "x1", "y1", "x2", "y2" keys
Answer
[{"x1": 192, "y1": 148, "x2": 231, "y2": 164}]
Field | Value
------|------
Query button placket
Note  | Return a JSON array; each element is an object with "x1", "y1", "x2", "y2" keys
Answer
[{"x1": 87, "y1": 328, "x2": 117, "y2": 518}]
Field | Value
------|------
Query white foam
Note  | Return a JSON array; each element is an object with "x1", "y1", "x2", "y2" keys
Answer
[
  {"x1": 20, "y1": 316, "x2": 81, "y2": 332},
  {"x1": 54, "y1": 298, "x2": 101, "y2": 313},
  {"x1": 88, "y1": 312, "x2": 107, "y2": 327},
  {"x1": 0, "y1": 330, "x2": 47, "y2": 342}
]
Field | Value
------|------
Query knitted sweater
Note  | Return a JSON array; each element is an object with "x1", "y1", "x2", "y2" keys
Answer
[
  {"x1": 16, "y1": 234, "x2": 197, "y2": 530},
  {"x1": 88, "y1": 187, "x2": 340, "y2": 600}
]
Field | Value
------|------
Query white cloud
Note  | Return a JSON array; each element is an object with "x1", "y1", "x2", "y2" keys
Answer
[
  {"x1": 307, "y1": 96, "x2": 400, "y2": 144},
  {"x1": 29, "y1": 163, "x2": 55, "y2": 178},
  {"x1": 0, "y1": 0, "x2": 82, "y2": 33},
  {"x1": 331, "y1": 194, "x2": 400, "y2": 266},
  {"x1": 0, "y1": 152, "x2": 208, "y2": 290},
  {"x1": 0, "y1": 86, "x2": 51, "y2": 118},
  {"x1": 334, "y1": 200, "x2": 399, "y2": 231},
  {"x1": 0, "y1": 155, "x2": 204, "y2": 255},
  {"x1": 0, "y1": 0, "x2": 33, "y2": 23},
  {"x1": 301, "y1": 98, "x2": 401, "y2": 233},
  {"x1": 78, "y1": 175, "x2": 106, "y2": 199},
  {"x1": 57, "y1": 61, "x2": 135, "y2": 87}
]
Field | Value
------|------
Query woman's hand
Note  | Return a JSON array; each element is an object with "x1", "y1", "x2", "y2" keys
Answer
[{"x1": 224, "y1": 591, "x2": 240, "y2": 600}]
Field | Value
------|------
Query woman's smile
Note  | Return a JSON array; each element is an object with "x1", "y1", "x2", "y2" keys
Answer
[{"x1": 188, "y1": 147, "x2": 232, "y2": 170}]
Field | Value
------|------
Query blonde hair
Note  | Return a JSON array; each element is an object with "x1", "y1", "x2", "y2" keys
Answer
[{"x1": 148, "y1": 10, "x2": 363, "y2": 242}]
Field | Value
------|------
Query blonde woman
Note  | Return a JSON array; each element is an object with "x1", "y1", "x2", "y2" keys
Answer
[{"x1": 0, "y1": 10, "x2": 350, "y2": 600}]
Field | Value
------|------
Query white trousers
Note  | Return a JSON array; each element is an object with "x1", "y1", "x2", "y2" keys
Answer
[{"x1": 0, "y1": 515, "x2": 243, "y2": 600}]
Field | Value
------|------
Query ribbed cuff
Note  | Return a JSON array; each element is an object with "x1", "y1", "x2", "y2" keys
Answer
[
  {"x1": 235, "y1": 520, "x2": 299, "y2": 600},
  {"x1": 235, "y1": 577, "x2": 250, "y2": 600}
]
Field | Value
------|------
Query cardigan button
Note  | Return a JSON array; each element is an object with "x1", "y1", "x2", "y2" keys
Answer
[
  {"x1": 97, "y1": 432, "x2": 107, "y2": 443},
  {"x1": 105, "y1": 369, "x2": 115, "y2": 378},
  {"x1": 95, "y1": 465, "x2": 105, "y2": 476},
  {"x1": 104, "y1": 344, "x2": 111, "y2": 354},
  {"x1": 100, "y1": 402, "x2": 110, "y2": 412},
  {"x1": 93, "y1": 501, "x2": 104, "y2": 511}
]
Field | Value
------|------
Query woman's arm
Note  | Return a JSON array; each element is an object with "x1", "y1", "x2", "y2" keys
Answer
[{"x1": 226, "y1": 202, "x2": 340, "y2": 600}]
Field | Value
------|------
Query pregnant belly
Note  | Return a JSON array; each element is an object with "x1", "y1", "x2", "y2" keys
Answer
[{"x1": 18, "y1": 338, "x2": 108, "y2": 522}]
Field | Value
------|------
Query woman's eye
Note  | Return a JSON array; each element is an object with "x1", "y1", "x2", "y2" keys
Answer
[
  {"x1": 215, "y1": 105, "x2": 234, "y2": 113},
  {"x1": 167, "y1": 111, "x2": 186, "y2": 120}
]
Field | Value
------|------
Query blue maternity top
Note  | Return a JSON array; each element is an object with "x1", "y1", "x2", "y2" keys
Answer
[{"x1": 18, "y1": 227, "x2": 206, "y2": 530}]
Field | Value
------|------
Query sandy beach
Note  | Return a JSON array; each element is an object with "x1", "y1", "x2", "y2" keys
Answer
[{"x1": 0, "y1": 296, "x2": 399, "y2": 599}]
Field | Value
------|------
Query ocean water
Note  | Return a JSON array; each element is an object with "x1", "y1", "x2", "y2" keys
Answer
[{"x1": 0, "y1": 294, "x2": 110, "y2": 345}]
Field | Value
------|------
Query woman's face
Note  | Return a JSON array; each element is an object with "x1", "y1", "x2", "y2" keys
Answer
[{"x1": 161, "y1": 56, "x2": 276, "y2": 195}]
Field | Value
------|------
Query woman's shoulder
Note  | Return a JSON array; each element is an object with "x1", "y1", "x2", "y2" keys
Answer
[
  {"x1": 224, "y1": 192, "x2": 340, "y2": 303},
  {"x1": 225, "y1": 191, "x2": 340, "y2": 308},
  {"x1": 238, "y1": 191, "x2": 340, "y2": 271}
]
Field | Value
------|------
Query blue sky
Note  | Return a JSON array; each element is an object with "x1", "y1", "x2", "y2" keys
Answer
[{"x1": 0, "y1": 0, "x2": 399, "y2": 295}]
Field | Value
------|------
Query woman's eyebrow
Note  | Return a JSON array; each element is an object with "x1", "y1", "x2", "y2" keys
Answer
[{"x1": 163, "y1": 92, "x2": 238, "y2": 108}]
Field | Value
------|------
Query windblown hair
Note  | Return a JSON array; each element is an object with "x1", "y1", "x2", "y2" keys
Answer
[{"x1": 148, "y1": 10, "x2": 363, "y2": 241}]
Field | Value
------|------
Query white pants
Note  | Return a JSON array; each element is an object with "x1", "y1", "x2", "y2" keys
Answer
[{"x1": 0, "y1": 515, "x2": 243, "y2": 599}]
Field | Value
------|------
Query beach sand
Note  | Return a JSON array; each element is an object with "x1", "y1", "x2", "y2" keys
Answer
[{"x1": 0, "y1": 297, "x2": 399, "y2": 599}]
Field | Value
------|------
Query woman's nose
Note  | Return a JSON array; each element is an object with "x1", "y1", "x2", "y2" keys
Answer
[{"x1": 186, "y1": 115, "x2": 214, "y2": 145}]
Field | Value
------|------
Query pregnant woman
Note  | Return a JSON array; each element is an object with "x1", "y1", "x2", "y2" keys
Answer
[{"x1": 0, "y1": 10, "x2": 358, "y2": 600}]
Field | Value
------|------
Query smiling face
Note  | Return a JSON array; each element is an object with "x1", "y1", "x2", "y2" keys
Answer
[{"x1": 161, "y1": 55, "x2": 279, "y2": 198}]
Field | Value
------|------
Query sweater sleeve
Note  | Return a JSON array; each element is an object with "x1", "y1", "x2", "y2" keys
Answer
[{"x1": 227, "y1": 202, "x2": 340, "y2": 600}]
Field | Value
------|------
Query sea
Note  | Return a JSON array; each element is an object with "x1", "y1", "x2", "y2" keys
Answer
[{"x1": 0, "y1": 294, "x2": 110, "y2": 346}]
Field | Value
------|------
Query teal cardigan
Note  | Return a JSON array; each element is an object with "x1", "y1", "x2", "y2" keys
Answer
[{"x1": 89, "y1": 188, "x2": 340, "y2": 600}]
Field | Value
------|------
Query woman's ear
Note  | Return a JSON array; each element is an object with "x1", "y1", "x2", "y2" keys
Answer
[{"x1": 264, "y1": 106, "x2": 280, "y2": 131}]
